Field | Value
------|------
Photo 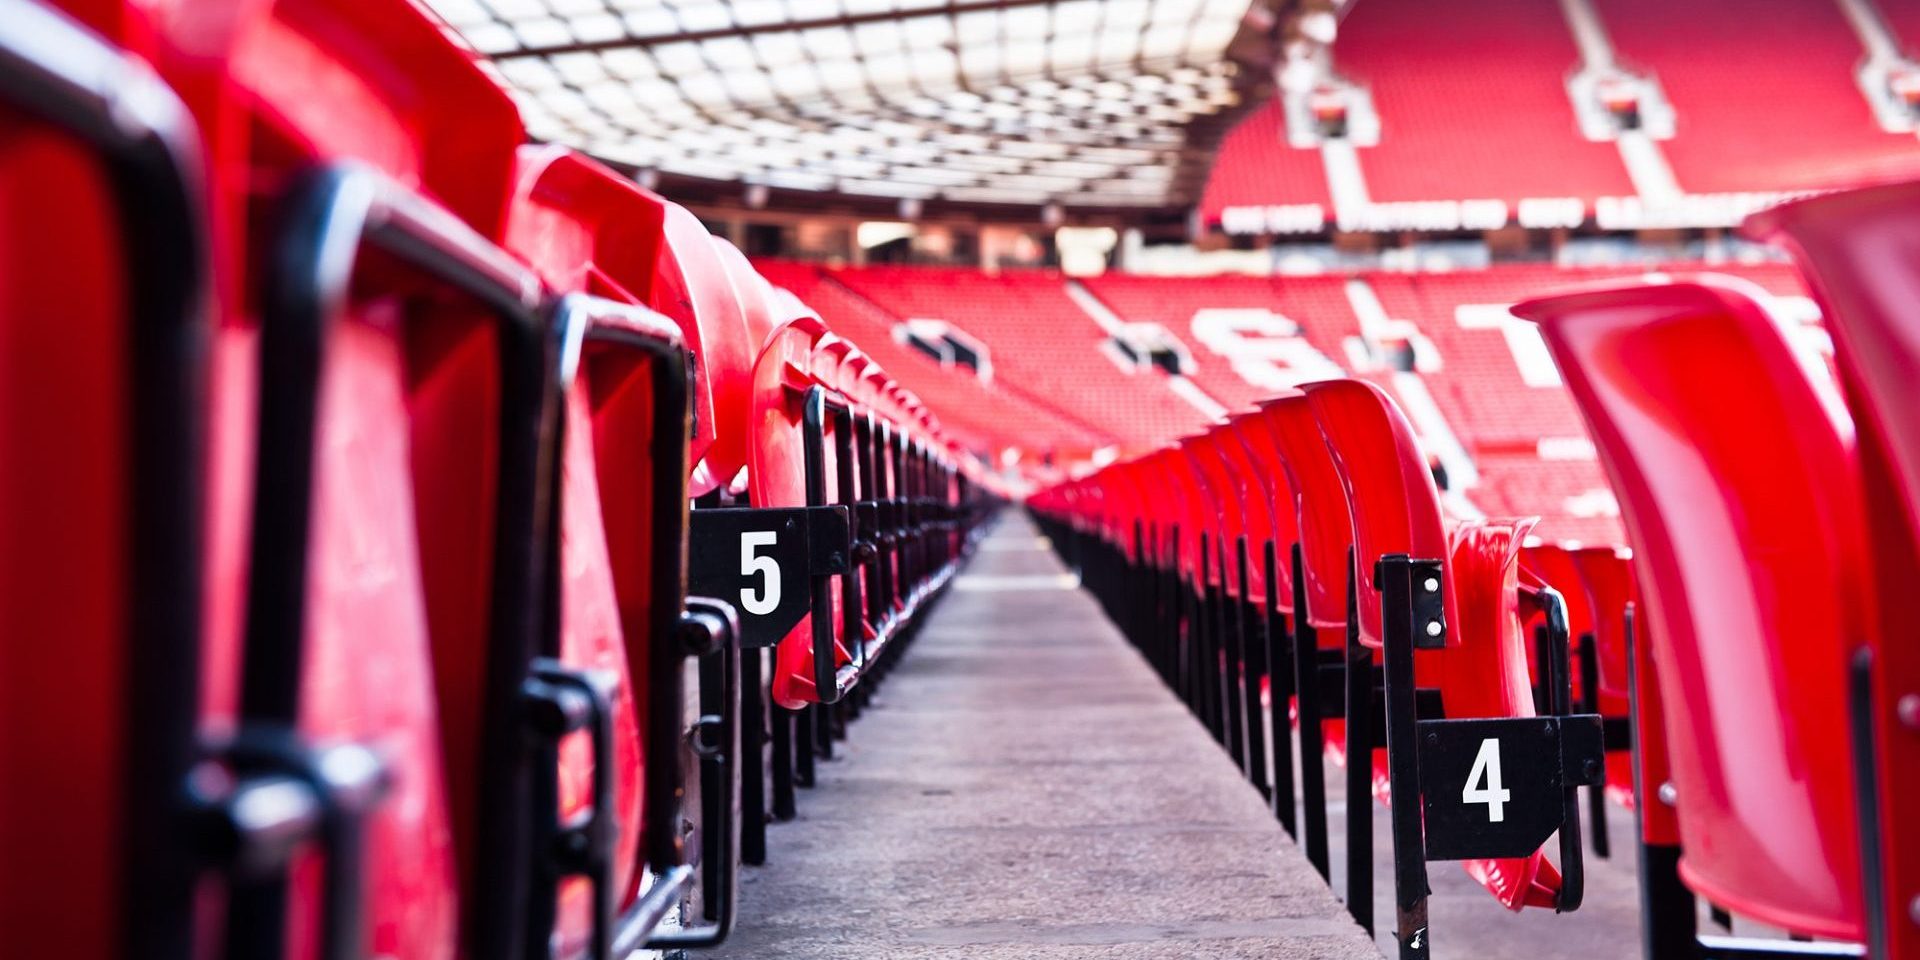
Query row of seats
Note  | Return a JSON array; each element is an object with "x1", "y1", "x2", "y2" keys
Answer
[
  {"x1": 1200, "y1": 0, "x2": 1920, "y2": 228},
  {"x1": 1335, "y1": 0, "x2": 1638, "y2": 207},
  {"x1": 770, "y1": 259, "x2": 1813, "y2": 545},
  {"x1": 1033, "y1": 378, "x2": 1601, "y2": 935},
  {"x1": 0, "y1": 3, "x2": 998, "y2": 958},
  {"x1": 1031, "y1": 179, "x2": 1920, "y2": 959}
]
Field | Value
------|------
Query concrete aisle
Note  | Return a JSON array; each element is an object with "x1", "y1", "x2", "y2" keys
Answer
[{"x1": 710, "y1": 510, "x2": 1378, "y2": 960}]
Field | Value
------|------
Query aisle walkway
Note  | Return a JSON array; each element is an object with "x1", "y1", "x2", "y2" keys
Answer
[{"x1": 712, "y1": 510, "x2": 1378, "y2": 960}]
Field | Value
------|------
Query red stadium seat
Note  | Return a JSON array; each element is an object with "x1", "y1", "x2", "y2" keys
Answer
[
  {"x1": 197, "y1": 1, "x2": 540, "y2": 957},
  {"x1": 743, "y1": 314, "x2": 843, "y2": 707},
  {"x1": 504, "y1": 144, "x2": 734, "y2": 952},
  {"x1": 1245, "y1": 393, "x2": 1356, "y2": 886},
  {"x1": 1524, "y1": 542, "x2": 1633, "y2": 855},
  {"x1": 1564, "y1": 545, "x2": 1637, "y2": 814},
  {"x1": 1517, "y1": 277, "x2": 1871, "y2": 943},
  {"x1": 653, "y1": 204, "x2": 755, "y2": 498},
  {"x1": 1750, "y1": 184, "x2": 1920, "y2": 960},
  {"x1": 1253, "y1": 394, "x2": 1355, "y2": 637},
  {"x1": 1303, "y1": 379, "x2": 1567, "y2": 914}
]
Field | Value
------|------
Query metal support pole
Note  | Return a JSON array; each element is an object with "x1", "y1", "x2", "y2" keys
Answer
[
  {"x1": 1379, "y1": 555, "x2": 1432, "y2": 960},
  {"x1": 1291, "y1": 543, "x2": 1330, "y2": 880},
  {"x1": 1344, "y1": 548, "x2": 1374, "y2": 936},
  {"x1": 1265, "y1": 540, "x2": 1297, "y2": 837},
  {"x1": 1239, "y1": 537, "x2": 1269, "y2": 799},
  {"x1": 1577, "y1": 632, "x2": 1609, "y2": 859}
]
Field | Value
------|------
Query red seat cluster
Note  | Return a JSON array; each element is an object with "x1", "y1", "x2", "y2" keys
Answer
[
  {"x1": 0, "y1": 3, "x2": 997, "y2": 959},
  {"x1": 1034, "y1": 185, "x2": 1920, "y2": 960}
]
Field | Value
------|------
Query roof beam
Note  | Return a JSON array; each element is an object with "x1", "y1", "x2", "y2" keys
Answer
[{"x1": 492, "y1": 0, "x2": 1065, "y2": 60}]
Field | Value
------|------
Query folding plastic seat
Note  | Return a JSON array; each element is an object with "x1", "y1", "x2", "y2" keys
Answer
[
  {"x1": 1178, "y1": 433, "x2": 1253, "y2": 765},
  {"x1": 1521, "y1": 545, "x2": 1589, "y2": 702},
  {"x1": 828, "y1": 348, "x2": 902, "y2": 640},
  {"x1": 1515, "y1": 278, "x2": 1871, "y2": 946},
  {"x1": 1567, "y1": 545, "x2": 1637, "y2": 812},
  {"x1": 1252, "y1": 395, "x2": 1355, "y2": 731},
  {"x1": 1751, "y1": 187, "x2": 1920, "y2": 960},
  {"x1": 181, "y1": 4, "x2": 618, "y2": 958},
  {"x1": 713, "y1": 237, "x2": 781, "y2": 356},
  {"x1": 1252, "y1": 395, "x2": 1354, "y2": 649},
  {"x1": 1156, "y1": 441, "x2": 1224, "y2": 733},
  {"x1": 1526, "y1": 543, "x2": 1633, "y2": 714},
  {"x1": 1196, "y1": 424, "x2": 1297, "y2": 810},
  {"x1": 808, "y1": 333, "x2": 893, "y2": 636},
  {"x1": 38, "y1": 3, "x2": 547, "y2": 959},
  {"x1": 1303, "y1": 380, "x2": 1585, "y2": 937},
  {"x1": 1238, "y1": 393, "x2": 1361, "y2": 884},
  {"x1": 650, "y1": 204, "x2": 756, "y2": 498},
  {"x1": 503, "y1": 144, "x2": 736, "y2": 953},
  {"x1": 736, "y1": 312, "x2": 859, "y2": 709},
  {"x1": 1520, "y1": 541, "x2": 1628, "y2": 856},
  {"x1": 0, "y1": 5, "x2": 211, "y2": 958},
  {"x1": 1221, "y1": 410, "x2": 1308, "y2": 834},
  {"x1": 1143, "y1": 446, "x2": 1199, "y2": 659}
]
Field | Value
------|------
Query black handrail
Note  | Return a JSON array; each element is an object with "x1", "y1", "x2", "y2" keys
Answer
[{"x1": 0, "y1": 4, "x2": 210, "y2": 958}]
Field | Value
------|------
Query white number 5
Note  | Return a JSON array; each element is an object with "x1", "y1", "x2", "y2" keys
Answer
[
  {"x1": 1463, "y1": 737, "x2": 1510, "y2": 823},
  {"x1": 740, "y1": 531, "x2": 781, "y2": 616}
]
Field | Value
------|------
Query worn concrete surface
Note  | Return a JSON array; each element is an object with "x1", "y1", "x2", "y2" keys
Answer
[{"x1": 711, "y1": 510, "x2": 1380, "y2": 960}]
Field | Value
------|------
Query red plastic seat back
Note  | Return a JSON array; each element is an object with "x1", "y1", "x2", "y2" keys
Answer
[
  {"x1": 1300, "y1": 379, "x2": 1456, "y2": 650},
  {"x1": 504, "y1": 146, "x2": 662, "y2": 299},
  {"x1": 1752, "y1": 187, "x2": 1920, "y2": 956},
  {"x1": 1517, "y1": 278, "x2": 1868, "y2": 939},
  {"x1": 652, "y1": 202, "x2": 753, "y2": 496},
  {"x1": 713, "y1": 237, "x2": 779, "y2": 354},
  {"x1": 1303, "y1": 379, "x2": 1558, "y2": 910},
  {"x1": 1165, "y1": 444, "x2": 1216, "y2": 583},
  {"x1": 1198, "y1": 430, "x2": 1269, "y2": 600},
  {"x1": 505, "y1": 146, "x2": 669, "y2": 935},
  {"x1": 1253, "y1": 395, "x2": 1352, "y2": 630},
  {"x1": 231, "y1": 2, "x2": 531, "y2": 953},
  {"x1": 1227, "y1": 409, "x2": 1300, "y2": 613},
  {"x1": 747, "y1": 316, "x2": 854, "y2": 706},
  {"x1": 1179, "y1": 435, "x2": 1232, "y2": 584}
]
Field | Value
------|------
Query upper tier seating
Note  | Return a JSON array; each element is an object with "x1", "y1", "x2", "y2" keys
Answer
[
  {"x1": 1335, "y1": 0, "x2": 1636, "y2": 206},
  {"x1": 1882, "y1": 0, "x2": 1920, "y2": 58},
  {"x1": 1195, "y1": 102, "x2": 1334, "y2": 230},
  {"x1": 1595, "y1": 0, "x2": 1920, "y2": 193},
  {"x1": 1201, "y1": 0, "x2": 1920, "y2": 220}
]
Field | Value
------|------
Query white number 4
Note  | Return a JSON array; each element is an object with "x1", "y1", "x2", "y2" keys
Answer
[
  {"x1": 740, "y1": 531, "x2": 781, "y2": 616},
  {"x1": 1462, "y1": 737, "x2": 1511, "y2": 823}
]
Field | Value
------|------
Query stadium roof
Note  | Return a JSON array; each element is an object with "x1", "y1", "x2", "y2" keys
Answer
[{"x1": 428, "y1": 0, "x2": 1293, "y2": 216}]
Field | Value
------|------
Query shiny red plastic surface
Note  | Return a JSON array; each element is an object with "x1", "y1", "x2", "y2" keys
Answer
[
  {"x1": 1303, "y1": 378, "x2": 1560, "y2": 910},
  {"x1": 1251, "y1": 394, "x2": 1353, "y2": 630},
  {"x1": 1517, "y1": 278, "x2": 1868, "y2": 939},
  {"x1": 1751, "y1": 185, "x2": 1920, "y2": 958}
]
